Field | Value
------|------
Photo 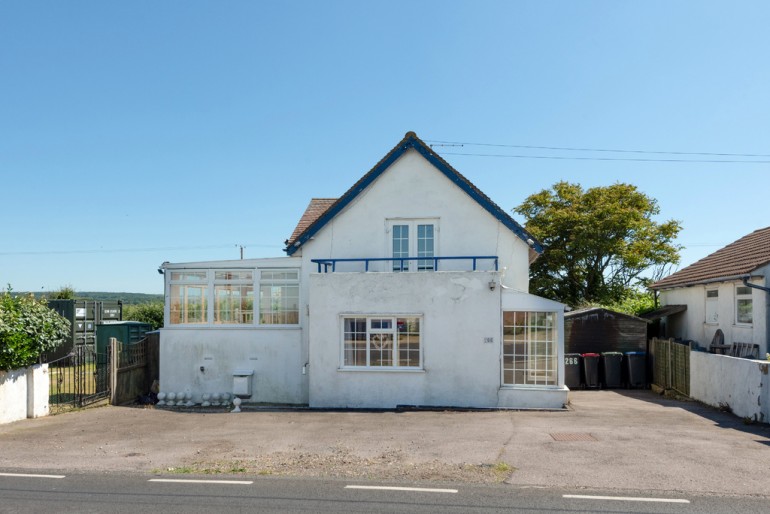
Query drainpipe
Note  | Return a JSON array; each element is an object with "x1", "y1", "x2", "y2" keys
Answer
[
  {"x1": 741, "y1": 275, "x2": 770, "y2": 294},
  {"x1": 742, "y1": 275, "x2": 770, "y2": 358}
]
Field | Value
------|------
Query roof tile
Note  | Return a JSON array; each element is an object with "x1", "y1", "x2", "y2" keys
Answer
[{"x1": 652, "y1": 226, "x2": 770, "y2": 289}]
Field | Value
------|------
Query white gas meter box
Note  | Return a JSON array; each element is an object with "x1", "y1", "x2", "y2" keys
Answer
[{"x1": 232, "y1": 369, "x2": 254, "y2": 397}]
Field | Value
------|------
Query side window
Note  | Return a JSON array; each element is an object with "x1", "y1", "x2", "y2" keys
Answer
[
  {"x1": 705, "y1": 289, "x2": 718, "y2": 324},
  {"x1": 735, "y1": 286, "x2": 753, "y2": 325},
  {"x1": 214, "y1": 271, "x2": 254, "y2": 324},
  {"x1": 168, "y1": 271, "x2": 208, "y2": 324},
  {"x1": 259, "y1": 270, "x2": 300, "y2": 325}
]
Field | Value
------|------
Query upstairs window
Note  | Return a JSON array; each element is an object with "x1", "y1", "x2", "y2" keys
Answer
[
  {"x1": 705, "y1": 289, "x2": 718, "y2": 324},
  {"x1": 388, "y1": 219, "x2": 437, "y2": 271},
  {"x1": 259, "y1": 270, "x2": 300, "y2": 325},
  {"x1": 169, "y1": 271, "x2": 208, "y2": 324},
  {"x1": 735, "y1": 286, "x2": 753, "y2": 325}
]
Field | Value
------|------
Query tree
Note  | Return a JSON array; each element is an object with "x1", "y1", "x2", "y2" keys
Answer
[
  {"x1": 122, "y1": 301, "x2": 164, "y2": 330},
  {"x1": 49, "y1": 285, "x2": 77, "y2": 300},
  {"x1": 0, "y1": 286, "x2": 70, "y2": 371},
  {"x1": 514, "y1": 181, "x2": 681, "y2": 307}
]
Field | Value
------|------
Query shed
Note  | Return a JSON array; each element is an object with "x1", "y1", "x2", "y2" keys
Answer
[{"x1": 564, "y1": 307, "x2": 651, "y2": 355}]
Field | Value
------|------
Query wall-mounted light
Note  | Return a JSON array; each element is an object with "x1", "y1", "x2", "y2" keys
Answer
[{"x1": 489, "y1": 281, "x2": 496, "y2": 291}]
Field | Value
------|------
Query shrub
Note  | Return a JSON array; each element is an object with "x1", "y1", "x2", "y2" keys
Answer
[
  {"x1": 122, "y1": 301, "x2": 164, "y2": 330},
  {"x1": 0, "y1": 286, "x2": 70, "y2": 371}
]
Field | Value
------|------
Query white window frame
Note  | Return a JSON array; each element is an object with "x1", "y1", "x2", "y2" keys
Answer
[
  {"x1": 502, "y1": 311, "x2": 558, "y2": 387},
  {"x1": 168, "y1": 270, "x2": 209, "y2": 325},
  {"x1": 340, "y1": 315, "x2": 423, "y2": 370},
  {"x1": 165, "y1": 267, "x2": 300, "y2": 327},
  {"x1": 735, "y1": 285, "x2": 753, "y2": 326},
  {"x1": 705, "y1": 288, "x2": 719, "y2": 325},
  {"x1": 258, "y1": 269, "x2": 300, "y2": 326},
  {"x1": 213, "y1": 270, "x2": 255, "y2": 325},
  {"x1": 386, "y1": 218, "x2": 438, "y2": 272}
]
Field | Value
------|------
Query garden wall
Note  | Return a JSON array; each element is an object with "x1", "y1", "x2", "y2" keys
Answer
[
  {"x1": 0, "y1": 364, "x2": 49, "y2": 424},
  {"x1": 690, "y1": 352, "x2": 769, "y2": 424}
]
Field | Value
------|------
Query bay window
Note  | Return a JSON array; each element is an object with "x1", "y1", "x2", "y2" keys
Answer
[{"x1": 503, "y1": 311, "x2": 557, "y2": 386}]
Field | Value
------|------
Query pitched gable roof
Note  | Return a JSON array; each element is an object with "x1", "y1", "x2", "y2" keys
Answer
[
  {"x1": 651, "y1": 226, "x2": 770, "y2": 289},
  {"x1": 284, "y1": 131, "x2": 542, "y2": 256}
]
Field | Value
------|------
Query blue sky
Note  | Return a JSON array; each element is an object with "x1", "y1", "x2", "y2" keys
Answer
[{"x1": 1, "y1": 1, "x2": 768, "y2": 294}]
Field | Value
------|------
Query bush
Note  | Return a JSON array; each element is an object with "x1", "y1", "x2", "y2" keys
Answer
[
  {"x1": 0, "y1": 287, "x2": 70, "y2": 371},
  {"x1": 122, "y1": 301, "x2": 164, "y2": 330}
]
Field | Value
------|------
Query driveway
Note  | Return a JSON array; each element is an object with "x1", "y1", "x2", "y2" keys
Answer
[{"x1": 1, "y1": 390, "x2": 768, "y2": 497}]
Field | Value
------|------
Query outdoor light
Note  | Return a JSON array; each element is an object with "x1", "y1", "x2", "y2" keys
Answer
[{"x1": 489, "y1": 281, "x2": 496, "y2": 291}]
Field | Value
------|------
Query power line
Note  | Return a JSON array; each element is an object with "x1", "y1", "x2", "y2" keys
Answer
[
  {"x1": 0, "y1": 243, "x2": 282, "y2": 257},
  {"x1": 425, "y1": 139, "x2": 770, "y2": 158},
  {"x1": 438, "y1": 151, "x2": 770, "y2": 164}
]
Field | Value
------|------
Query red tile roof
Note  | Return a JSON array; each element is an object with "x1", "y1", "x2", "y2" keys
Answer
[
  {"x1": 651, "y1": 227, "x2": 770, "y2": 289},
  {"x1": 286, "y1": 198, "x2": 337, "y2": 246}
]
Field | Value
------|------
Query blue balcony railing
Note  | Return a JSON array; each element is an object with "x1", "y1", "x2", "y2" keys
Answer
[{"x1": 311, "y1": 256, "x2": 498, "y2": 273}]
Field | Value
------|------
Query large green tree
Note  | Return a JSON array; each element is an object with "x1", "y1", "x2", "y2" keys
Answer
[
  {"x1": 122, "y1": 301, "x2": 164, "y2": 330},
  {"x1": 514, "y1": 181, "x2": 681, "y2": 307}
]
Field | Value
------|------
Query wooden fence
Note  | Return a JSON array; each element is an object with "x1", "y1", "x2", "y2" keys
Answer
[
  {"x1": 650, "y1": 337, "x2": 690, "y2": 396},
  {"x1": 109, "y1": 331, "x2": 159, "y2": 405}
]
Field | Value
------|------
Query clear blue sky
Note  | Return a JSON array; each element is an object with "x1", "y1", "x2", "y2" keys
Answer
[{"x1": 1, "y1": 1, "x2": 768, "y2": 294}]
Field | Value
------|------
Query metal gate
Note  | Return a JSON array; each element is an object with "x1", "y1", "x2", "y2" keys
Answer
[{"x1": 48, "y1": 345, "x2": 110, "y2": 414}]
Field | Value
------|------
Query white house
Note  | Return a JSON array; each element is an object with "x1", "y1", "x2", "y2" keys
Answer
[
  {"x1": 651, "y1": 227, "x2": 770, "y2": 356},
  {"x1": 159, "y1": 132, "x2": 568, "y2": 409}
]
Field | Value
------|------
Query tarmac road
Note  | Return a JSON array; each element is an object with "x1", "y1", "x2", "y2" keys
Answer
[{"x1": 1, "y1": 390, "x2": 769, "y2": 499}]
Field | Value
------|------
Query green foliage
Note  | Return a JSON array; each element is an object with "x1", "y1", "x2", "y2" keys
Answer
[
  {"x1": 515, "y1": 181, "x2": 682, "y2": 307},
  {"x1": 0, "y1": 286, "x2": 70, "y2": 371},
  {"x1": 49, "y1": 285, "x2": 77, "y2": 300},
  {"x1": 123, "y1": 301, "x2": 164, "y2": 330},
  {"x1": 604, "y1": 288, "x2": 656, "y2": 316}
]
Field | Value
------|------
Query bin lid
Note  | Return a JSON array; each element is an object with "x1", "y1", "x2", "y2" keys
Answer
[
  {"x1": 564, "y1": 353, "x2": 582, "y2": 357},
  {"x1": 581, "y1": 353, "x2": 600, "y2": 357},
  {"x1": 602, "y1": 352, "x2": 623, "y2": 356},
  {"x1": 625, "y1": 351, "x2": 647, "y2": 355}
]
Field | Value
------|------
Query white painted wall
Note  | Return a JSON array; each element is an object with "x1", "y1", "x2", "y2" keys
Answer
[
  {"x1": 661, "y1": 277, "x2": 768, "y2": 355},
  {"x1": 308, "y1": 271, "x2": 567, "y2": 409},
  {"x1": 690, "y1": 352, "x2": 769, "y2": 423},
  {"x1": 297, "y1": 149, "x2": 532, "y2": 291},
  {"x1": 159, "y1": 328, "x2": 306, "y2": 404},
  {"x1": 0, "y1": 364, "x2": 49, "y2": 424}
]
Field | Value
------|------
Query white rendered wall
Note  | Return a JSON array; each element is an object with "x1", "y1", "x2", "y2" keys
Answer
[
  {"x1": 308, "y1": 271, "x2": 566, "y2": 409},
  {"x1": 297, "y1": 148, "x2": 532, "y2": 292},
  {"x1": 0, "y1": 364, "x2": 49, "y2": 424},
  {"x1": 661, "y1": 278, "x2": 767, "y2": 355},
  {"x1": 159, "y1": 328, "x2": 306, "y2": 404},
  {"x1": 690, "y1": 352, "x2": 769, "y2": 423}
]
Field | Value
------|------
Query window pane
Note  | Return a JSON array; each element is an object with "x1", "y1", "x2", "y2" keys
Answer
[
  {"x1": 170, "y1": 271, "x2": 207, "y2": 282},
  {"x1": 214, "y1": 285, "x2": 254, "y2": 324},
  {"x1": 737, "y1": 299, "x2": 753, "y2": 324},
  {"x1": 369, "y1": 333, "x2": 393, "y2": 366},
  {"x1": 736, "y1": 286, "x2": 751, "y2": 296},
  {"x1": 169, "y1": 284, "x2": 207, "y2": 324},
  {"x1": 392, "y1": 225, "x2": 409, "y2": 271},
  {"x1": 706, "y1": 290, "x2": 718, "y2": 298},
  {"x1": 215, "y1": 270, "x2": 252, "y2": 281},
  {"x1": 502, "y1": 311, "x2": 557, "y2": 386},
  {"x1": 417, "y1": 224, "x2": 434, "y2": 271},
  {"x1": 344, "y1": 318, "x2": 367, "y2": 366},
  {"x1": 397, "y1": 317, "x2": 420, "y2": 367},
  {"x1": 259, "y1": 272, "x2": 299, "y2": 325}
]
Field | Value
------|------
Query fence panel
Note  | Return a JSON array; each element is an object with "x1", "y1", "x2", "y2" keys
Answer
[{"x1": 649, "y1": 337, "x2": 690, "y2": 396}]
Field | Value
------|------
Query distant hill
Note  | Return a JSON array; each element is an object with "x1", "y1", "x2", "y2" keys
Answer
[{"x1": 23, "y1": 292, "x2": 163, "y2": 305}]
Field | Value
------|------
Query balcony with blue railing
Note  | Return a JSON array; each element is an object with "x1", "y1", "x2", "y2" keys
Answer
[{"x1": 310, "y1": 256, "x2": 499, "y2": 273}]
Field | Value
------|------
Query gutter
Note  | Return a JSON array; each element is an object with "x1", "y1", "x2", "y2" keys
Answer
[
  {"x1": 742, "y1": 275, "x2": 770, "y2": 294},
  {"x1": 653, "y1": 273, "x2": 763, "y2": 290}
]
